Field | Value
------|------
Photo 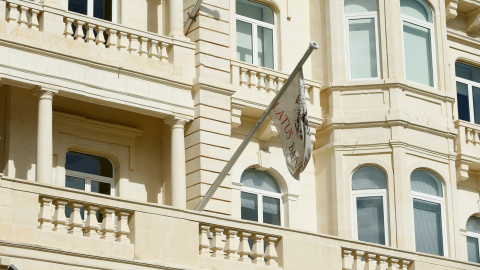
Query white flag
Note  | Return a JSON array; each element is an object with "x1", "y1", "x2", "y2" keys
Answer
[{"x1": 268, "y1": 69, "x2": 311, "y2": 179}]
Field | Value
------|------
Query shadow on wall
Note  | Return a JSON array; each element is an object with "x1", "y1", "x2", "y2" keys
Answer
[{"x1": 147, "y1": 0, "x2": 160, "y2": 33}]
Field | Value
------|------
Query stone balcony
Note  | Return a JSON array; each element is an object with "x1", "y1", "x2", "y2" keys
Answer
[
  {"x1": 455, "y1": 120, "x2": 480, "y2": 180},
  {"x1": 0, "y1": 175, "x2": 477, "y2": 269}
]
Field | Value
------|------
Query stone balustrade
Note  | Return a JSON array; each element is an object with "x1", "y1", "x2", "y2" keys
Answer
[
  {"x1": 231, "y1": 60, "x2": 321, "y2": 106},
  {"x1": 38, "y1": 195, "x2": 132, "y2": 243},
  {"x1": 342, "y1": 248, "x2": 412, "y2": 270},
  {"x1": 5, "y1": 0, "x2": 41, "y2": 30},
  {"x1": 199, "y1": 223, "x2": 281, "y2": 267}
]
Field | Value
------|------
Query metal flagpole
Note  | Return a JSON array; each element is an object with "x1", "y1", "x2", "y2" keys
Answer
[
  {"x1": 195, "y1": 41, "x2": 319, "y2": 211},
  {"x1": 184, "y1": 0, "x2": 204, "y2": 34}
]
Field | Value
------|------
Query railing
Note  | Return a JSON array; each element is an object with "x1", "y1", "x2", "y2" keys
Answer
[
  {"x1": 5, "y1": 0, "x2": 41, "y2": 30},
  {"x1": 457, "y1": 120, "x2": 480, "y2": 147},
  {"x1": 199, "y1": 223, "x2": 281, "y2": 267},
  {"x1": 231, "y1": 60, "x2": 322, "y2": 106},
  {"x1": 342, "y1": 248, "x2": 412, "y2": 270},
  {"x1": 38, "y1": 195, "x2": 132, "y2": 243}
]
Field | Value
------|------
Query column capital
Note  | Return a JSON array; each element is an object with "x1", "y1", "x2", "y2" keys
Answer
[
  {"x1": 33, "y1": 86, "x2": 58, "y2": 99},
  {"x1": 165, "y1": 115, "x2": 189, "y2": 128}
]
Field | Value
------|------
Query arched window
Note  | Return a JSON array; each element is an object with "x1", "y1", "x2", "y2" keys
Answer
[
  {"x1": 236, "y1": 0, "x2": 275, "y2": 69},
  {"x1": 455, "y1": 62, "x2": 480, "y2": 124},
  {"x1": 65, "y1": 151, "x2": 114, "y2": 221},
  {"x1": 352, "y1": 166, "x2": 388, "y2": 245},
  {"x1": 411, "y1": 170, "x2": 445, "y2": 256},
  {"x1": 467, "y1": 216, "x2": 480, "y2": 263},
  {"x1": 68, "y1": 0, "x2": 116, "y2": 22},
  {"x1": 344, "y1": 0, "x2": 381, "y2": 80},
  {"x1": 401, "y1": 0, "x2": 435, "y2": 87},
  {"x1": 241, "y1": 168, "x2": 282, "y2": 225}
]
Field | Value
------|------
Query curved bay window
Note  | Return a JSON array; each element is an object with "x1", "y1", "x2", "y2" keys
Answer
[
  {"x1": 411, "y1": 170, "x2": 445, "y2": 256},
  {"x1": 401, "y1": 0, "x2": 435, "y2": 87},
  {"x1": 351, "y1": 166, "x2": 388, "y2": 245},
  {"x1": 344, "y1": 0, "x2": 381, "y2": 80},
  {"x1": 65, "y1": 151, "x2": 114, "y2": 221},
  {"x1": 467, "y1": 216, "x2": 480, "y2": 263},
  {"x1": 241, "y1": 168, "x2": 282, "y2": 225},
  {"x1": 236, "y1": 0, "x2": 275, "y2": 69}
]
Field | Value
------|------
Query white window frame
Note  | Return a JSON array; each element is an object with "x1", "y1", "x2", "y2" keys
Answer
[
  {"x1": 65, "y1": 169, "x2": 115, "y2": 196},
  {"x1": 467, "y1": 230, "x2": 480, "y2": 263},
  {"x1": 236, "y1": 4, "x2": 277, "y2": 69},
  {"x1": 67, "y1": 0, "x2": 118, "y2": 23},
  {"x1": 352, "y1": 188, "x2": 389, "y2": 245},
  {"x1": 401, "y1": 7, "x2": 437, "y2": 88},
  {"x1": 241, "y1": 185, "x2": 283, "y2": 226},
  {"x1": 344, "y1": 11, "x2": 382, "y2": 81},
  {"x1": 456, "y1": 75, "x2": 480, "y2": 124},
  {"x1": 411, "y1": 190, "x2": 448, "y2": 256}
]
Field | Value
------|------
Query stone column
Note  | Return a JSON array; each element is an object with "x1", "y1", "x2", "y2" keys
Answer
[
  {"x1": 168, "y1": 0, "x2": 184, "y2": 38},
  {"x1": 36, "y1": 89, "x2": 55, "y2": 184},
  {"x1": 166, "y1": 116, "x2": 188, "y2": 208}
]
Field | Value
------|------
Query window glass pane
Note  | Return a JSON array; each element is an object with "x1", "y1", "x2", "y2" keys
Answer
[
  {"x1": 93, "y1": 0, "x2": 112, "y2": 21},
  {"x1": 356, "y1": 196, "x2": 385, "y2": 244},
  {"x1": 65, "y1": 176, "x2": 86, "y2": 220},
  {"x1": 241, "y1": 192, "x2": 258, "y2": 222},
  {"x1": 345, "y1": 0, "x2": 377, "y2": 13},
  {"x1": 401, "y1": 0, "x2": 431, "y2": 22},
  {"x1": 352, "y1": 166, "x2": 387, "y2": 190},
  {"x1": 263, "y1": 196, "x2": 280, "y2": 225},
  {"x1": 473, "y1": 87, "x2": 480, "y2": 125},
  {"x1": 411, "y1": 170, "x2": 442, "y2": 197},
  {"x1": 457, "y1": 82, "x2": 470, "y2": 122},
  {"x1": 348, "y1": 18, "x2": 378, "y2": 79},
  {"x1": 236, "y1": 0, "x2": 274, "y2": 24},
  {"x1": 467, "y1": 236, "x2": 480, "y2": 263},
  {"x1": 91, "y1": 180, "x2": 111, "y2": 195},
  {"x1": 68, "y1": 0, "x2": 88, "y2": 15},
  {"x1": 66, "y1": 151, "x2": 113, "y2": 178},
  {"x1": 237, "y1": 20, "x2": 254, "y2": 64},
  {"x1": 467, "y1": 216, "x2": 480, "y2": 234},
  {"x1": 257, "y1": 26, "x2": 274, "y2": 69},
  {"x1": 241, "y1": 168, "x2": 281, "y2": 193},
  {"x1": 413, "y1": 199, "x2": 443, "y2": 256},
  {"x1": 456, "y1": 62, "x2": 480, "y2": 83},
  {"x1": 403, "y1": 21, "x2": 434, "y2": 87}
]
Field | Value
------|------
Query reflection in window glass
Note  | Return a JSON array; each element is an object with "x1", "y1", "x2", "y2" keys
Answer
[
  {"x1": 457, "y1": 82, "x2": 470, "y2": 122},
  {"x1": 93, "y1": 0, "x2": 112, "y2": 21},
  {"x1": 413, "y1": 199, "x2": 443, "y2": 256},
  {"x1": 237, "y1": 20, "x2": 253, "y2": 64},
  {"x1": 468, "y1": 236, "x2": 480, "y2": 263},
  {"x1": 68, "y1": 0, "x2": 88, "y2": 15},
  {"x1": 403, "y1": 22, "x2": 433, "y2": 87},
  {"x1": 356, "y1": 196, "x2": 385, "y2": 244},
  {"x1": 241, "y1": 192, "x2": 258, "y2": 222},
  {"x1": 348, "y1": 18, "x2": 378, "y2": 79},
  {"x1": 66, "y1": 151, "x2": 113, "y2": 178},
  {"x1": 91, "y1": 180, "x2": 111, "y2": 195},
  {"x1": 257, "y1": 27, "x2": 274, "y2": 69},
  {"x1": 263, "y1": 196, "x2": 280, "y2": 225}
]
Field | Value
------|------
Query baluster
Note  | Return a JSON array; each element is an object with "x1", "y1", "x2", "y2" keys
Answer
[
  {"x1": 352, "y1": 251, "x2": 364, "y2": 270},
  {"x1": 264, "y1": 236, "x2": 279, "y2": 267},
  {"x1": 248, "y1": 71, "x2": 257, "y2": 89},
  {"x1": 376, "y1": 256, "x2": 388, "y2": 270},
  {"x1": 258, "y1": 73, "x2": 266, "y2": 91},
  {"x1": 29, "y1": 9, "x2": 40, "y2": 30},
  {"x1": 52, "y1": 199, "x2": 69, "y2": 233},
  {"x1": 210, "y1": 227, "x2": 225, "y2": 258},
  {"x1": 128, "y1": 34, "x2": 139, "y2": 53},
  {"x1": 148, "y1": 40, "x2": 160, "y2": 59},
  {"x1": 224, "y1": 229, "x2": 239, "y2": 260},
  {"x1": 138, "y1": 37, "x2": 148, "y2": 56},
  {"x1": 237, "y1": 232, "x2": 252, "y2": 262},
  {"x1": 240, "y1": 68, "x2": 248, "y2": 86},
  {"x1": 159, "y1": 41, "x2": 169, "y2": 62},
  {"x1": 389, "y1": 258, "x2": 400, "y2": 270},
  {"x1": 85, "y1": 23, "x2": 96, "y2": 44},
  {"x1": 106, "y1": 29, "x2": 117, "y2": 48},
  {"x1": 18, "y1": 6, "x2": 29, "y2": 27},
  {"x1": 63, "y1": 18, "x2": 74, "y2": 39},
  {"x1": 7, "y1": 4, "x2": 19, "y2": 23},
  {"x1": 83, "y1": 205, "x2": 100, "y2": 238},
  {"x1": 115, "y1": 210, "x2": 130, "y2": 243},
  {"x1": 117, "y1": 32, "x2": 128, "y2": 50},
  {"x1": 276, "y1": 77, "x2": 285, "y2": 93},
  {"x1": 474, "y1": 130, "x2": 479, "y2": 145},
  {"x1": 251, "y1": 234, "x2": 265, "y2": 265},
  {"x1": 38, "y1": 197, "x2": 55, "y2": 231},
  {"x1": 342, "y1": 249, "x2": 354, "y2": 270},
  {"x1": 95, "y1": 26, "x2": 106, "y2": 46},
  {"x1": 467, "y1": 128, "x2": 473, "y2": 144},
  {"x1": 74, "y1": 21, "x2": 85, "y2": 41},
  {"x1": 399, "y1": 260, "x2": 410, "y2": 270},
  {"x1": 99, "y1": 208, "x2": 116, "y2": 241},
  {"x1": 68, "y1": 202, "x2": 84, "y2": 236},
  {"x1": 364, "y1": 253, "x2": 377, "y2": 270},
  {"x1": 199, "y1": 225, "x2": 211, "y2": 256},
  {"x1": 266, "y1": 75, "x2": 275, "y2": 92}
]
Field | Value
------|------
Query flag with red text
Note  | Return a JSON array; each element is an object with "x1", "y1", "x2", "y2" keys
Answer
[{"x1": 268, "y1": 69, "x2": 311, "y2": 179}]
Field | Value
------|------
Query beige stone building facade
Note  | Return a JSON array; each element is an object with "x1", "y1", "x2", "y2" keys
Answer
[{"x1": 0, "y1": 0, "x2": 480, "y2": 269}]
